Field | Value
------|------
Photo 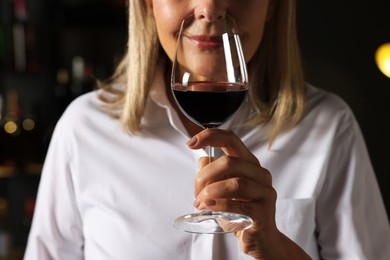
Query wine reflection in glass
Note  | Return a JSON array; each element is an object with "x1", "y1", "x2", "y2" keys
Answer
[{"x1": 171, "y1": 14, "x2": 253, "y2": 234}]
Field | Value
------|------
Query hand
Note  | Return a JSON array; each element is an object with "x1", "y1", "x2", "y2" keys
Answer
[{"x1": 187, "y1": 128, "x2": 311, "y2": 260}]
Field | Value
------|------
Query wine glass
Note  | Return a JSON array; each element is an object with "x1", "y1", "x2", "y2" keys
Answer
[{"x1": 171, "y1": 14, "x2": 253, "y2": 234}]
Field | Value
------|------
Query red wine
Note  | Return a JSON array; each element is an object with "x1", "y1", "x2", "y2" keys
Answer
[{"x1": 172, "y1": 82, "x2": 247, "y2": 128}]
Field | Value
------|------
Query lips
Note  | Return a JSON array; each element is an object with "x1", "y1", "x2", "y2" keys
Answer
[{"x1": 188, "y1": 35, "x2": 223, "y2": 49}]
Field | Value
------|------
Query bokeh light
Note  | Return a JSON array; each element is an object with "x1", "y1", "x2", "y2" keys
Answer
[
  {"x1": 4, "y1": 121, "x2": 18, "y2": 134},
  {"x1": 22, "y1": 118, "x2": 35, "y2": 131},
  {"x1": 375, "y1": 43, "x2": 390, "y2": 78}
]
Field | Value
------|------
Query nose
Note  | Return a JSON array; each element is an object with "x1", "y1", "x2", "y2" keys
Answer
[
  {"x1": 195, "y1": 11, "x2": 224, "y2": 23},
  {"x1": 194, "y1": 0, "x2": 227, "y2": 22}
]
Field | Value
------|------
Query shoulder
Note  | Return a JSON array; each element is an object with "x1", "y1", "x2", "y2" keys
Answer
[
  {"x1": 53, "y1": 90, "x2": 117, "y2": 139},
  {"x1": 303, "y1": 84, "x2": 359, "y2": 137},
  {"x1": 63, "y1": 91, "x2": 100, "y2": 116},
  {"x1": 305, "y1": 84, "x2": 355, "y2": 121},
  {"x1": 306, "y1": 84, "x2": 350, "y2": 112},
  {"x1": 59, "y1": 90, "x2": 106, "y2": 125}
]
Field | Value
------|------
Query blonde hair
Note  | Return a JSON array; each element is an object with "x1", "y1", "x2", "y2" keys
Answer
[{"x1": 98, "y1": 0, "x2": 306, "y2": 145}]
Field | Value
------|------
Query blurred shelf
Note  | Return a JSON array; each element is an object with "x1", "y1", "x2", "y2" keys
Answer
[
  {"x1": 0, "y1": 163, "x2": 42, "y2": 178},
  {"x1": 0, "y1": 165, "x2": 15, "y2": 178},
  {"x1": 0, "y1": 1, "x2": 126, "y2": 257}
]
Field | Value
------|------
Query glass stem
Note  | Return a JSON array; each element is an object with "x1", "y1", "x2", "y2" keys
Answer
[
  {"x1": 208, "y1": 146, "x2": 214, "y2": 163},
  {"x1": 206, "y1": 126, "x2": 215, "y2": 163}
]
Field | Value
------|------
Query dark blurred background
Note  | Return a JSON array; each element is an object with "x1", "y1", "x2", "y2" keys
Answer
[
  {"x1": 296, "y1": 0, "x2": 390, "y2": 223},
  {"x1": 0, "y1": 0, "x2": 389, "y2": 259}
]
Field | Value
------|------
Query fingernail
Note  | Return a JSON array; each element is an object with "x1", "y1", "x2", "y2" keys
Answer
[
  {"x1": 187, "y1": 136, "x2": 198, "y2": 146},
  {"x1": 205, "y1": 199, "x2": 216, "y2": 207},
  {"x1": 193, "y1": 199, "x2": 200, "y2": 208}
]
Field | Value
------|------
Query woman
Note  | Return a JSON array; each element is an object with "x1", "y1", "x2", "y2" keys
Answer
[{"x1": 24, "y1": 0, "x2": 389, "y2": 259}]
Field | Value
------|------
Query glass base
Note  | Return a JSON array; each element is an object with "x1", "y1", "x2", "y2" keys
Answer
[{"x1": 173, "y1": 210, "x2": 253, "y2": 234}]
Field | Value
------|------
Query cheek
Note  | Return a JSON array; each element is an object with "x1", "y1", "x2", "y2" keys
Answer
[
  {"x1": 229, "y1": 2, "x2": 270, "y2": 62},
  {"x1": 236, "y1": 18, "x2": 267, "y2": 63},
  {"x1": 155, "y1": 22, "x2": 177, "y2": 61},
  {"x1": 243, "y1": 26, "x2": 265, "y2": 63},
  {"x1": 151, "y1": 3, "x2": 187, "y2": 61}
]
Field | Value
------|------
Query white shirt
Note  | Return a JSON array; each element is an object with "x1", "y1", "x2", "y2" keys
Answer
[{"x1": 24, "y1": 66, "x2": 390, "y2": 259}]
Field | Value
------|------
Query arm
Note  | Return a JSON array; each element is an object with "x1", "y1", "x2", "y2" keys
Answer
[
  {"x1": 315, "y1": 115, "x2": 390, "y2": 259},
  {"x1": 24, "y1": 123, "x2": 84, "y2": 260}
]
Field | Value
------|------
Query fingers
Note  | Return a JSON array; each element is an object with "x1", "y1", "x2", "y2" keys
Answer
[
  {"x1": 195, "y1": 199, "x2": 268, "y2": 218},
  {"x1": 187, "y1": 128, "x2": 260, "y2": 166},
  {"x1": 194, "y1": 175, "x2": 275, "y2": 208},
  {"x1": 194, "y1": 194, "x2": 277, "y2": 223},
  {"x1": 188, "y1": 128, "x2": 275, "y2": 218},
  {"x1": 195, "y1": 155, "x2": 271, "y2": 196}
]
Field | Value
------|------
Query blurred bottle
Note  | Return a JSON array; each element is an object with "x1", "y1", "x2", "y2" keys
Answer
[
  {"x1": 0, "y1": 27, "x2": 5, "y2": 69},
  {"x1": 3, "y1": 89, "x2": 21, "y2": 137},
  {"x1": 12, "y1": 0, "x2": 27, "y2": 72},
  {"x1": 0, "y1": 89, "x2": 21, "y2": 169},
  {"x1": 70, "y1": 56, "x2": 85, "y2": 97},
  {"x1": 1, "y1": 88, "x2": 43, "y2": 173},
  {"x1": 0, "y1": 198, "x2": 12, "y2": 260},
  {"x1": 70, "y1": 56, "x2": 94, "y2": 98},
  {"x1": 55, "y1": 68, "x2": 70, "y2": 98},
  {"x1": 12, "y1": 0, "x2": 39, "y2": 72},
  {"x1": 21, "y1": 197, "x2": 35, "y2": 244},
  {"x1": 54, "y1": 67, "x2": 74, "y2": 113},
  {"x1": 0, "y1": 96, "x2": 5, "y2": 172},
  {"x1": 0, "y1": 93, "x2": 3, "y2": 121}
]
